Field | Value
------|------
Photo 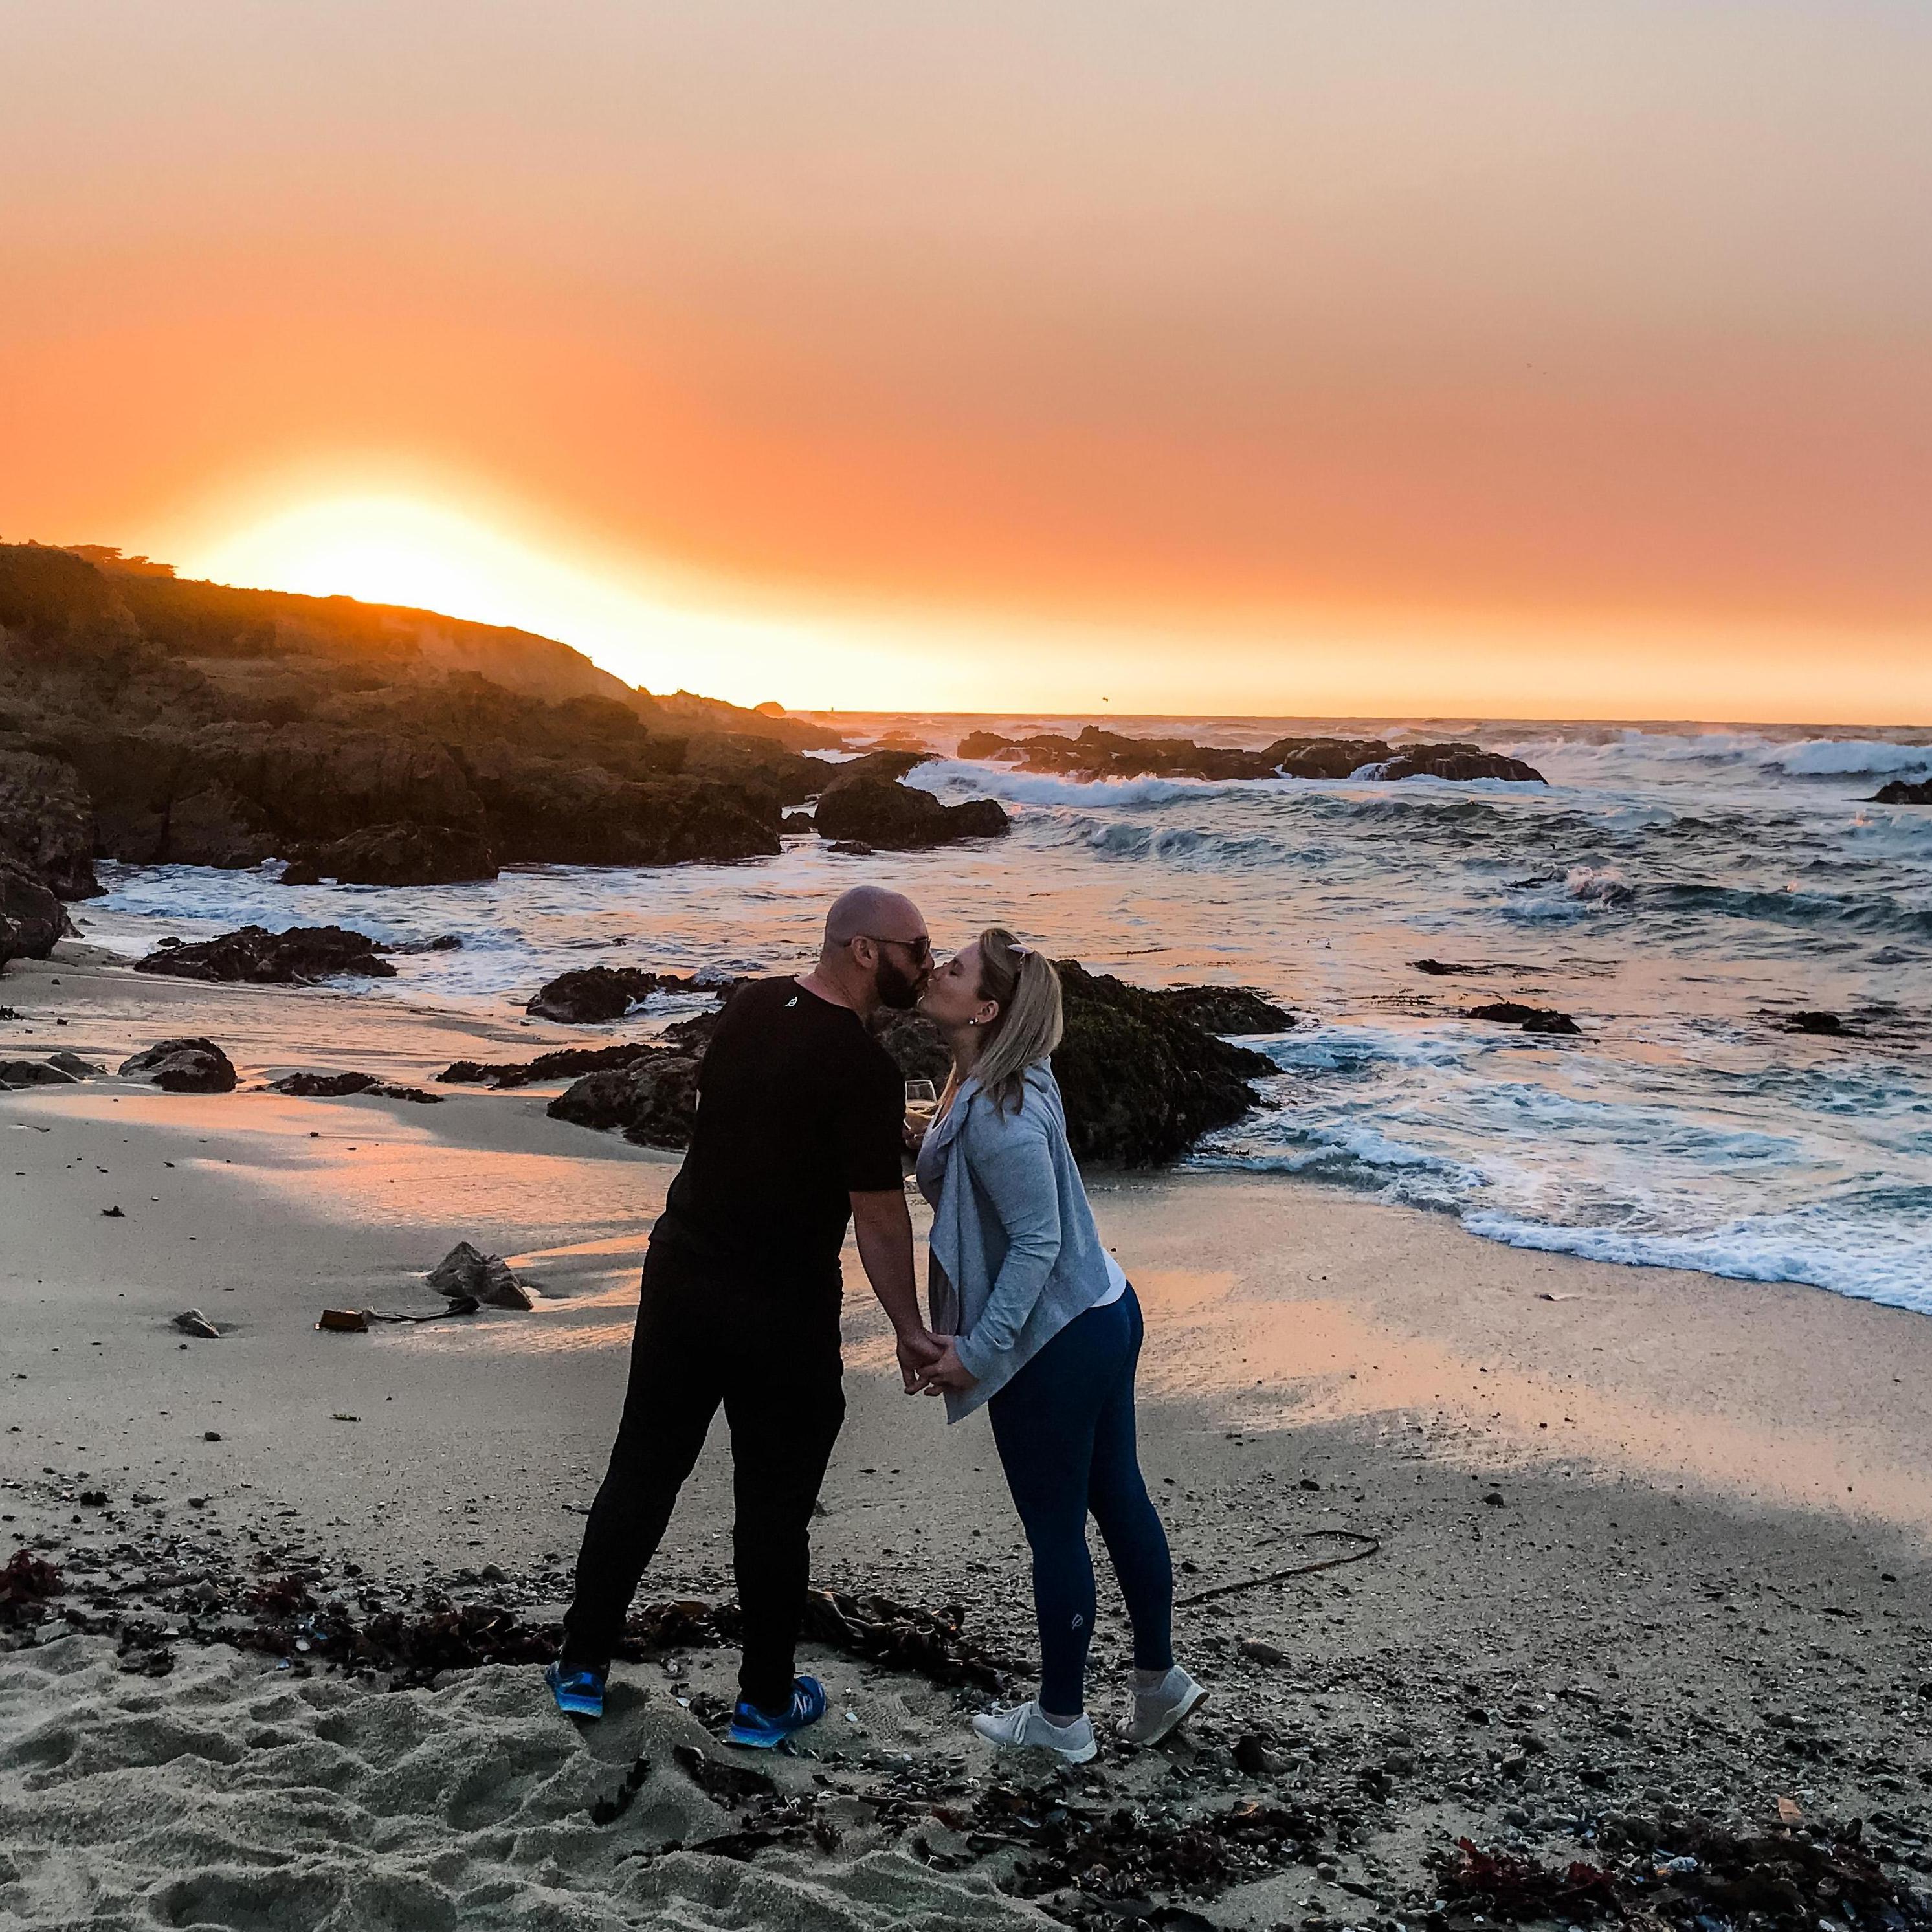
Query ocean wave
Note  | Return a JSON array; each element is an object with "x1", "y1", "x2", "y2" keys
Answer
[{"x1": 1522, "y1": 729, "x2": 1932, "y2": 784}]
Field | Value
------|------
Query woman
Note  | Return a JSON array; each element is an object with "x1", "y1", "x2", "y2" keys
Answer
[{"x1": 913, "y1": 927, "x2": 1205, "y2": 1764}]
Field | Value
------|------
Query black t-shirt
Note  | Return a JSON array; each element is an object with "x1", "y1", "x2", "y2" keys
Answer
[{"x1": 656, "y1": 976, "x2": 905, "y2": 1294}]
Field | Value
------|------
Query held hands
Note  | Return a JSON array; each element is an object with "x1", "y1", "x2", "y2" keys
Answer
[
  {"x1": 894, "y1": 1326, "x2": 946, "y2": 1393},
  {"x1": 917, "y1": 1338, "x2": 977, "y2": 1397},
  {"x1": 892, "y1": 1328, "x2": 978, "y2": 1396}
]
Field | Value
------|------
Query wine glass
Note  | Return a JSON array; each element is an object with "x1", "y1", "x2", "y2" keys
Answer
[{"x1": 904, "y1": 1078, "x2": 938, "y2": 1133}]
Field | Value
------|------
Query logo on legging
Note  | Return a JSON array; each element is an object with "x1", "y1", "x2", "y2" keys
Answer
[{"x1": 1071, "y1": 1614, "x2": 1085, "y2": 1629}]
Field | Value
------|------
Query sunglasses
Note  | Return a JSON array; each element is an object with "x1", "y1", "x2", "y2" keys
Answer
[{"x1": 852, "y1": 933, "x2": 932, "y2": 964}]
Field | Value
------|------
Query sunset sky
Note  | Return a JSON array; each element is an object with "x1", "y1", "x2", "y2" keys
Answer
[{"x1": 3, "y1": 2, "x2": 1928, "y2": 719}]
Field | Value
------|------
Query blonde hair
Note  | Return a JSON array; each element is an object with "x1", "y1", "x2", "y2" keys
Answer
[{"x1": 966, "y1": 926, "x2": 1063, "y2": 1113}]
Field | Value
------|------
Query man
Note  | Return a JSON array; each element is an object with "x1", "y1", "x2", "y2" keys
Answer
[{"x1": 547, "y1": 885, "x2": 942, "y2": 1746}]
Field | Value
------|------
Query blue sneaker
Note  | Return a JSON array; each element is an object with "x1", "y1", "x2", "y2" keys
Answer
[
  {"x1": 726, "y1": 1674, "x2": 827, "y2": 1749},
  {"x1": 546, "y1": 1660, "x2": 606, "y2": 1719}
]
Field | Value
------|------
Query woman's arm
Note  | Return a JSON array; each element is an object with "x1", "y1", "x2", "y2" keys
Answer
[{"x1": 950, "y1": 1107, "x2": 1062, "y2": 1384}]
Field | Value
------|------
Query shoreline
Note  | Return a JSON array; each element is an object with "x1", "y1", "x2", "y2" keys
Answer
[{"x1": 4, "y1": 953, "x2": 1931, "y2": 1926}]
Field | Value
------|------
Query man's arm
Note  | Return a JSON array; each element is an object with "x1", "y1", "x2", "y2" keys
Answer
[{"x1": 849, "y1": 1188, "x2": 942, "y2": 1391}]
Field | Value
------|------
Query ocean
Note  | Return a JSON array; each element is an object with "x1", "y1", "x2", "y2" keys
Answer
[{"x1": 83, "y1": 715, "x2": 1932, "y2": 1318}]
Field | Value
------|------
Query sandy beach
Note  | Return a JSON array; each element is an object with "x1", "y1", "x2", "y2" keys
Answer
[{"x1": 5, "y1": 948, "x2": 1931, "y2": 1929}]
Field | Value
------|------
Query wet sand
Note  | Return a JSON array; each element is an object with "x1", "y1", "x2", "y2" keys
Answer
[{"x1": 4, "y1": 950, "x2": 1931, "y2": 1927}]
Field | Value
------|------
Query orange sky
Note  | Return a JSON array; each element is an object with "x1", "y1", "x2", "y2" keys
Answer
[{"x1": 3, "y1": 3, "x2": 1929, "y2": 718}]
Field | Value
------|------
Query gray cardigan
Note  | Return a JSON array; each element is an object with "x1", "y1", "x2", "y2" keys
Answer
[{"x1": 916, "y1": 1062, "x2": 1118, "y2": 1422}]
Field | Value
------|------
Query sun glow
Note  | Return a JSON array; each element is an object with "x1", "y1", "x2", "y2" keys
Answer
[{"x1": 186, "y1": 493, "x2": 838, "y2": 704}]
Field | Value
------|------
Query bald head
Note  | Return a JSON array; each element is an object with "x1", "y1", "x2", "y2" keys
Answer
[{"x1": 823, "y1": 885, "x2": 926, "y2": 951}]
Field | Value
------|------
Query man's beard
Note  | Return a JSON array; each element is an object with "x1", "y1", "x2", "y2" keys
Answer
[{"x1": 874, "y1": 956, "x2": 924, "y2": 1010}]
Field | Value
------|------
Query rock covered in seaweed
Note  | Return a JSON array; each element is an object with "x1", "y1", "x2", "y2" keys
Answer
[
  {"x1": 547, "y1": 1049, "x2": 702, "y2": 1148},
  {"x1": 1872, "y1": 777, "x2": 1932, "y2": 805},
  {"x1": 135, "y1": 924, "x2": 396, "y2": 984}
]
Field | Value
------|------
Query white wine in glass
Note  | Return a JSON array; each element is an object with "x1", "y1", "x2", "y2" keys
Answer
[{"x1": 904, "y1": 1078, "x2": 938, "y2": 1132}]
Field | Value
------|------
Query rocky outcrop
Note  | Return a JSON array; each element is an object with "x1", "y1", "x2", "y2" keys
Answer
[
  {"x1": 269, "y1": 1071, "x2": 443, "y2": 1102},
  {"x1": 960, "y1": 725, "x2": 1544, "y2": 786},
  {"x1": 440, "y1": 1040, "x2": 664, "y2": 1087},
  {"x1": 1353, "y1": 744, "x2": 1546, "y2": 783},
  {"x1": 118, "y1": 1038, "x2": 238, "y2": 1092},
  {"x1": 814, "y1": 751, "x2": 1011, "y2": 849},
  {"x1": 0, "y1": 542, "x2": 829, "y2": 877},
  {"x1": 547, "y1": 1050, "x2": 702, "y2": 1148},
  {"x1": 1149, "y1": 986, "x2": 1295, "y2": 1034},
  {"x1": 1466, "y1": 1001, "x2": 1581, "y2": 1035},
  {"x1": 280, "y1": 823, "x2": 498, "y2": 887},
  {"x1": 1051, "y1": 963, "x2": 1275, "y2": 1165},
  {"x1": 0, "y1": 858, "x2": 67, "y2": 966},
  {"x1": 135, "y1": 924, "x2": 396, "y2": 984},
  {"x1": 1871, "y1": 778, "x2": 1932, "y2": 805},
  {"x1": 0, "y1": 744, "x2": 100, "y2": 898},
  {"x1": 960, "y1": 728, "x2": 1281, "y2": 782},
  {"x1": 524, "y1": 966, "x2": 713, "y2": 1024}
]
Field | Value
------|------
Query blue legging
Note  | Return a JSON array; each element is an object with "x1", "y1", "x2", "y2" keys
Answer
[{"x1": 986, "y1": 1285, "x2": 1175, "y2": 1716}]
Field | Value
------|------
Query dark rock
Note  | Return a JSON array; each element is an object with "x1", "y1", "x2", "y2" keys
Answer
[
  {"x1": 0, "y1": 744, "x2": 101, "y2": 898},
  {"x1": 1266, "y1": 736, "x2": 1394, "y2": 779},
  {"x1": 1150, "y1": 985, "x2": 1295, "y2": 1034},
  {"x1": 781, "y1": 812, "x2": 816, "y2": 833},
  {"x1": 135, "y1": 924, "x2": 395, "y2": 984},
  {"x1": 367, "y1": 1083, "x2": 442, "y2": 1104},
  {"x1": 1234, "y1": 1734, "x2": 1287, "y2": 1776},
  {"x1": 962, "y1": 724, "x2": 1546, "y2": 784},
  {"x1": 383, "y1": 933, "x2": 463, "y2": 953},
  {"x1": 46, "y1": 1051, "x2": 98, "y2": 1075},
  {"x1": 1239, "y1": 1637, "x2": 1288, "y2": 1665},
  {"x1": 814, "y1": 751, "x2": 1011, "y2": 849},
  {"x1": 1359, "y1": 742, "x2": 1545, "y2": 783},
  {"x1": 524, "y1": 964, "x2": 705, "y2": 1023},
  {"x1": 0, "y1": 1058, "x2": 78, "y2": 1089},
  {"x1": 964, "y1": 726, "x2": 1281, "y2": 782},
  {"x1": 1466, "y1": 1001, "x2": 1581, "y2": 1035},
  {"x1": 1784, "y1": 1010, "x2": 1848, "y2": 1035},
  {"x1": 280, "y1": 821, "x2": 498, "y2": 886},
  {"x1": 1054, "y1": 961, "x2": 1273, "y2": 1166},
  {"x1": 119, "y1": 1038, "x2": 238, "y2": 1093},
  {"x1": 173, "y1": 1309, "x2": 220, "y2": 1338},
  {"x1": 0, "y1": 858, "x2": 67, "y2": 966},
  {"x1": 1414, "y1": 957, "x2": 1485, "y2": 975},
  {"x1": 827, "y1": 839, "x2": 875, "y2": 855},
  {"x1": 271, "y1": 1071, "x2": 381, "y2": 1096},
  {"x1": 425, "y1": 1240, "x2": 537, "y2": 1309},
  {"x1": 1871, "y1": 778, "x2": 1932, "y2": 805},
  {"x1": 547, "y1": 1050, "x2": 702, "y2": 1148},
  {"x1": 440, "y1": 1040, "x2": 665, "y2": 1087}
]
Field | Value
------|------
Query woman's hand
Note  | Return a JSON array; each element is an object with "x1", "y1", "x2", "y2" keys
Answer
[
  {"x1": 902, "y1": 1116, "x2": 928, "y2": 1155},
  {"x1": 920, "y1": 1338, "x2": 977, "y2": 1395}
]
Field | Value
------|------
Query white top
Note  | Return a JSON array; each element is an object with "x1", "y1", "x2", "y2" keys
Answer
[{"x1": 1095, "y1": 1249, "x2": 1128, "y2": 1307}]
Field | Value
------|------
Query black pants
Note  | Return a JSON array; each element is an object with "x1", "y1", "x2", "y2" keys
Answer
[{"x1": 561, "y1": 1238, "x2": 846, "y2": 1711}]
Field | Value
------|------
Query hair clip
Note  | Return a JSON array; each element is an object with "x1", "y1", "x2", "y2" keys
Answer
[{"x1": 1011, "y1": 944, "x2": 1030, "y2": 959}]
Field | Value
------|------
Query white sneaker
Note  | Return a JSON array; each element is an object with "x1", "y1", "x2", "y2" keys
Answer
[
  {"x1": 1121, "y1": 1665, "x2": 1209, "y2": 1745},
  {"x1": 970, "y1": 1700, "x2": 1098, "y2": 1764}
]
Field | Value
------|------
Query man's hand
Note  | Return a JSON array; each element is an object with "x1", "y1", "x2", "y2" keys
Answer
[
  {"x1": 895, "y1": 1326, "x2": 945, "y2": 1393},
  {"x1": 919, "y1": 1338, "x2": 977, "y2": 1395}
]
